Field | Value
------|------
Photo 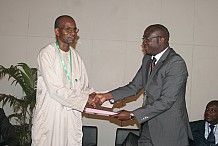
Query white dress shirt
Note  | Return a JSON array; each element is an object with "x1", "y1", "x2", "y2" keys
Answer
[{"x1": 205, "y1": 121, "x2": 218, "y2": 144}]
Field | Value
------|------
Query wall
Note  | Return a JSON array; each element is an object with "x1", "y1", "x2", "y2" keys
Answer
[{"x1": 1, "y1": 0, "x2": 218, "y2": 145}]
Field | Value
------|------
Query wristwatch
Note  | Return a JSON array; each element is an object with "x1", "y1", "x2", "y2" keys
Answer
[
  {"x1": 109, "y1": 99, "x2": 115, "y2": 104},
  {"x1": 129, "y1": 112, "x2": 135, "y2": 120}
]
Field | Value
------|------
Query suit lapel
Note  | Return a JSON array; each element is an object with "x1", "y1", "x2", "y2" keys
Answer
[
  {"x1": 142, "y1": 55, "x2": 152, "y2": 87},
  {"x1": 145, "y1": 48, "x2": 173, "y2": 89},
  {"x1": 199, "y1": 121, "x2": 206, "y2": 136}
]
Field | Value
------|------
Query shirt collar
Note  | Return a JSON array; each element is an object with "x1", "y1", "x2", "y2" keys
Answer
[
  {"x1": 206, "y1": 121, "x2": 218, "y2": 127},
  {"x1": 152, "y1": 46, "x2": 169, "y2": 62}
]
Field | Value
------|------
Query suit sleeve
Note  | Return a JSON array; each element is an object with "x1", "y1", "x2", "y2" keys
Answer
[
  {"x1": 134, "y1": 55, "x2": 188, "y2": 124},
  {"x1": 110, "y1": 56, "x2": 148, "y2": 101}
]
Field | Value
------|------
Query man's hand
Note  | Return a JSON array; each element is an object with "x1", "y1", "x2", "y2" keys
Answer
[
  {"x1": 110, "y1": 110, "x2": 133, "y2": 121},
  {"x1": 94, "y1": 93, "x2": 113, "y2": 105},
  {"x1": 86, "y1": 92, "x2": 114, "y2": 108},
  {"x1": 86, "y1": 92, "x2": 100, "y2": 108}
]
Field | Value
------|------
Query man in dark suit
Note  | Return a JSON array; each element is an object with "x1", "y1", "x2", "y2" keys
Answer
[
  {"x1": 189, "y1": 100, "x2": 218, "y2": 146},
  {"x1": 96, "y1": 24, "x2": 193, "y2": 146},
  {"x1": 0, "y1": 108, "x2": 19, "y2": 146}
]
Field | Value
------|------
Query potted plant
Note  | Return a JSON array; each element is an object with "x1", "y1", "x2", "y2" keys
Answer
[{"x1": 0, "y1": 63, "x2": 37, "y2": 146}]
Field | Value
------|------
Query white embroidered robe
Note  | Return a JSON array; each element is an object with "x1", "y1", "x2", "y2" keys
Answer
[{"x1": 31, "y1": 42, "x2": 92, "y2": 146}]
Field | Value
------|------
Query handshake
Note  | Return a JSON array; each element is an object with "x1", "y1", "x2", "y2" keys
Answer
[
  {"x1": 86, "y1": 92, "x2": 110, "y2": 108},
  {"x1": 85, "y1": 92, "x2": 135, "y2": 121}
]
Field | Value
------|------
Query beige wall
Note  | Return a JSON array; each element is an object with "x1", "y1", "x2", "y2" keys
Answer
[{"x1": 1, "y1": 0, "x2": 218, "y2": 145}]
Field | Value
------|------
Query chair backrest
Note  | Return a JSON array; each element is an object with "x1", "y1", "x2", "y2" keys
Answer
[
  {"x1": 115, "y1": 128, "x2": 139, "y2": 146},
  {"x1": 82, "y1": 125, "x2": 98, "y2": 146}
]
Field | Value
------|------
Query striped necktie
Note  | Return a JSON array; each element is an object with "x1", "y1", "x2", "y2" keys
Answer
[{"x1": 150, "y1": 57, "x2": 157, "y2": 74}]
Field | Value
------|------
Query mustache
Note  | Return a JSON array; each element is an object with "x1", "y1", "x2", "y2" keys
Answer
[
  {"x1": 68, "y1": 35, "x2": 80, "y2": 40},
  {"x1": 68, "y1": 36, "x2": 75, "y2": 40}
]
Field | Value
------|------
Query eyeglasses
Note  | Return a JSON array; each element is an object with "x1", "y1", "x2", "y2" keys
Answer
[
  {"x1": 59, "y1": 27, "x2": 79, "y2": 33},
  {"x1": 142, "y1": 36, "x2": 162, "y2": 42}
]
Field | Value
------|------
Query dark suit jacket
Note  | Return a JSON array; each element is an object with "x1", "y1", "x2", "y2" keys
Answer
[
  {"x1": 111, "y1": 48, "x2": 193, "y2": 146},
  {"x1": 189, "y1": 120, "x2": 218, "y2": 146},
  {"x1": 0, "y1": 108, "x2": 19, "y2": 146}
]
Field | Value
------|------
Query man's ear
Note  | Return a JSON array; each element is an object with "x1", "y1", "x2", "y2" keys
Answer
[
  {"x1": 159, "y1": 37, "x2": 165, "y2": 44},
  {"x1": 54, "y1": 28, "x2": 60, "y2": 36}
]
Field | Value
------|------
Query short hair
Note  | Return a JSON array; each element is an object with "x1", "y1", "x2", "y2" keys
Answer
[
  {"x1": 147, "y1": 24, "x2": 170, "y2": 41},
  {"x1": 54, "y1": 15, "x2": 74, "y2": 28},
  {"x1": 207, "y1": 100, "x2": 218, "y2": 106}
]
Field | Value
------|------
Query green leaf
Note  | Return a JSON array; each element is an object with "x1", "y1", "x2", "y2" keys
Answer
[{"x1": 0, "y1": 63, "x2": 37, "y2": 145}]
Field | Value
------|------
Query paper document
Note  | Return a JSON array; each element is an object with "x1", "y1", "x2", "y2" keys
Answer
[
  {"x1": 101, "y1": 100, "x2": 113, "y2": 108},
  {"x1": 84, "y1": 108, "x2": 117, "y2": 116}
]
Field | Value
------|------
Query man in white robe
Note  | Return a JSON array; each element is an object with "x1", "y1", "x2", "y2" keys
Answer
[{"x1": 31, "y1": 15, "x2": 96, "y2": 146}]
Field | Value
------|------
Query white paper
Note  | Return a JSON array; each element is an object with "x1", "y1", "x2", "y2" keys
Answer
[{"x1": 101, "y1": 100, "x2": 113, "y2": 108}]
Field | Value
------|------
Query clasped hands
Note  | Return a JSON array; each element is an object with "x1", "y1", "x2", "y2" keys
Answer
[
  {"x1": 86, "y1": 92, "x2": 106, "y2": 108},
  {"x1": 86, "y1": 92, "x2": 134, "y2": 121}
]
